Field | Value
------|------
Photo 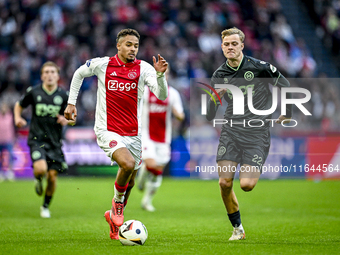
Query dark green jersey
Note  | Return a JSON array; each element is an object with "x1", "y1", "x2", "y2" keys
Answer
[
  {"x1": 19, "y1": 85, "x2": 68, "y2": 148},
  {"x1": 207, "y1": 55, "x2": 291, "y2": 131}
]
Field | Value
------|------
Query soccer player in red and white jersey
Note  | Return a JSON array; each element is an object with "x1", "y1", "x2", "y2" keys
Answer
[
  {"x1": 64, "y1": 29, "x2": 168, "y2": 240},
  {"x1": 137, "y1": 68, "x2": 185, "y2": 212}
]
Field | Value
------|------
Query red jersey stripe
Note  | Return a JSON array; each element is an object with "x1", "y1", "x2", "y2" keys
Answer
[{"x1": 105, "y1": 55, "x2": 141, "y2": 136}]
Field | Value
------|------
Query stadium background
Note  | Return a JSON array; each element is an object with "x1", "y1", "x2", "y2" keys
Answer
[{"x1": 0, "y1": 0, "x2": 340, "y2": 180}]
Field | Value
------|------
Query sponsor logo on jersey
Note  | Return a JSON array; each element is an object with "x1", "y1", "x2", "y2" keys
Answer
[
  {"x1": 36, "y1": 103, "x2": 61, "y2": 117},
  {"x1": 270, "y1": 64, "x2": 277, "y2": 73},
  {"x1": 128, "y1": 71, "x2": 137, "y2": 79},
  {"x1": 107, "y1": 80, "x2": 137, "y2": 91},
  {"x1": 53, "y1": 95, "x2": 63, "y2": 105},
  {"x1": 86, "y1": 59, "x2": 92, "y2": 67},
  {"x1": 244, "y1": 71, "x2": 254, "y2": 81},
  {"x1": 109, "y1": 140, "x2": 117, "y2": 148},
  {"x1": 110, "y1": 71, "x2": 117, "y2": 76},
  {"x1": 149, "y1": 103, "x2": 167, "y2": 113}
]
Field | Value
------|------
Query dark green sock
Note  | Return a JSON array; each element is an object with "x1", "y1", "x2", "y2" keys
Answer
[
  {"x1": 228, "y1": 210, "x2": 241, "y2": 227},
  {"x1": 43, "y1": 195, "x2": 52, "y2": 208}
]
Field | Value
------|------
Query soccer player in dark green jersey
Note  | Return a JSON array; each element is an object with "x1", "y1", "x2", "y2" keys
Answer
[
  {"x1": 14, "y1": 62, "x2": 75, "y2": 218},
  {"x1": 207, "y1": 27, "x2": 292, "y2": 240}
]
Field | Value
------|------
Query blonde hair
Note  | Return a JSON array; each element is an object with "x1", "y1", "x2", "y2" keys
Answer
[
  {"x1": 221, "y1": 27, "x2": 245, "y2": 42},
  {"x1": 40, "y1": 61, "x2": 60, "y2": 74}
]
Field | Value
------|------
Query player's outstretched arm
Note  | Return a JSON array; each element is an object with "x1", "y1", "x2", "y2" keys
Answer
[
  {"x1": 64, "y1": 104, "x2": 77, "y2": 121},
  {"x1": 153, "y1": 54, "x2": 168, "y2": 73},
  {"x1": 13, "y1": 102, "x2": 27, "y2": 128},
  {"x1": 146, "y1": 54, "x2": 168, "y2": 100},
  {"x1": 67, "y1": 60, "x2": 98, "y2": 111}
]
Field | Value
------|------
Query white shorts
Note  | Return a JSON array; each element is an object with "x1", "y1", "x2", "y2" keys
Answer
[
  {"x1": 142, "y1": 138, "x2": 170, "y2": 166},
  {"x1": 96, "y1": 131, "x2": 142, "y2": 170}
]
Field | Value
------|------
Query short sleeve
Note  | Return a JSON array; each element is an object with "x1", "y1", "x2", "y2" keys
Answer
[
  {"x1": 59, "y1": 91, "x2": 69, "y2": 114},
  {"x1": 210, "y1": 73, "x2": 220, "y2": 89},
  {"x1": 264, "y1": 62, "x2": 281, "y2": 79},
  {"x1": 262, "y1": 62, "x2": 291, "y2": 88},
  {"x1": 19, "y1": 86, "x2": 34, "y2": 108}
]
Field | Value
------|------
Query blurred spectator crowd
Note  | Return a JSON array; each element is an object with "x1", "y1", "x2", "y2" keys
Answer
[
  {"x1": 0, "y1": 0, "x2": 339, "y2": 133},
  {"x1": 302, "y1": 0, "x2": 340, "y2": 67}
]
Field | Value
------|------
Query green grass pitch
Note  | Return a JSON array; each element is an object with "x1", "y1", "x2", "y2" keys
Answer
[{"x1": 0, "y1": 177, "x2": 339, "y2": 255}]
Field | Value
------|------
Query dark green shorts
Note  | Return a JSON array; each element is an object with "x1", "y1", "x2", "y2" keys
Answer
[
  {"x1": 29, "y1": 141, "x2": 67, "y2": 173},
  {"x1": 216, "y1": 128, "x2": 270, "y2": 171}
]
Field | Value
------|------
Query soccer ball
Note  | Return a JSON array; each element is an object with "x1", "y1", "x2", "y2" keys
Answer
[{"x1": 119, "y1": 220, "x2": 148, "y2": 246}]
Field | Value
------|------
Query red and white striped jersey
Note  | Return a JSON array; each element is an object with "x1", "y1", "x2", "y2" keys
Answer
[
  {"x1": 68, "y1": 55, "x2": 168, "y2": 136},
  {"x1": 142, "y1": 86, "x2": 184, "y2": 144}
]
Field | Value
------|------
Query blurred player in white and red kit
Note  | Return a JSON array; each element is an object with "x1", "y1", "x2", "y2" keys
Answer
[
  {"x1": 64, "y1": 29, "x2": 168, "y2": 240},
  {"x1": 138, "y1": 68, "x2": 185, "y2": 212}
]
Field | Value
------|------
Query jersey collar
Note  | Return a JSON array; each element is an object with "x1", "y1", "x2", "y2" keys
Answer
[
  {"x1": 114, "y1": 54, "x2": 138, "y2": 66},
  {"x1": 42, "y1": 84, "x2": 58, "y2": 95},
  {"x1": 226, "y1": 55, "x2": 244, "y2": 71}
]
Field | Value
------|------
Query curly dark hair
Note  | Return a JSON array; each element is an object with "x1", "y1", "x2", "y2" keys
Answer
[{"x1": 116, "y1": 28, "x2": 140, "y2": 43}]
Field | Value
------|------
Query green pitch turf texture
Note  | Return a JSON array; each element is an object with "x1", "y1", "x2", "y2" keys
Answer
[{"x1": 0, "y1": 178, "x2": 339, "y2": 255}]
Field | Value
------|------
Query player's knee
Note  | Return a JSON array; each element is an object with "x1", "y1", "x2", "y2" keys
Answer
[
  {"x1": 33, "y1": 166, "x2": 47, "y2": 176},
  {"x1": 120, "y1": 160, "x2": 135, "y2": 173},
  {"x1": 219, "y1": 178, "x2": 233, "y2": 191},
  {"x1": 240, "y1": 180, "x2": 256, "y2": 192},
  {"x1": 33, "y1": 160, "x2": 48, "y2": 176},
  {"x1": 34, "y1": 169, "x2": 45, "y2": 176}
]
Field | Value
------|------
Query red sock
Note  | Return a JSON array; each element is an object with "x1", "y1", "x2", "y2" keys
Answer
[
  {"x1": 146, "y1": 166, "x2": 163, "y2": 176},
  {"x1": 114, "y1": 181, "x2": 128, "y2": 193}
]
